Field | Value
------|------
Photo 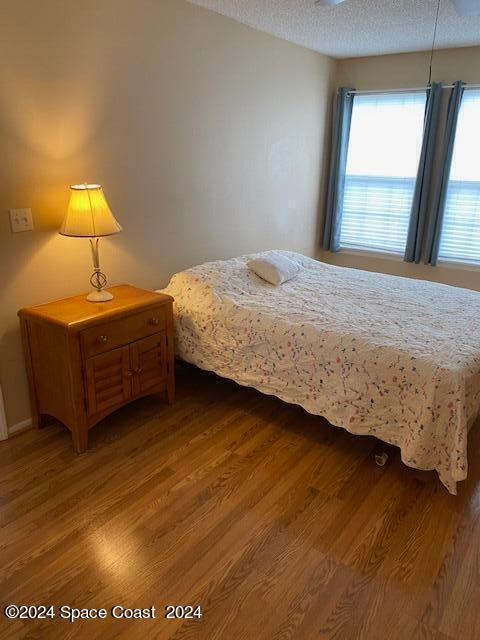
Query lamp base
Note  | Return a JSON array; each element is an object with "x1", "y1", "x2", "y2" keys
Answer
[{"x1": 86, "y1": 289, "x2": 114, "y2": 302}]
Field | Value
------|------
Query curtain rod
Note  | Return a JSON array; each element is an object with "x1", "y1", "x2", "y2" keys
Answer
[{"x1": 347, "y1": 84, "x2": 480, "y2": 96}]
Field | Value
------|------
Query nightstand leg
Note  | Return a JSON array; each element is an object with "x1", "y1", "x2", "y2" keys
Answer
[
  {"x1": 166, "y1": 376, "x2": 175, "y2": 404},
  {"x1": 72, "y1": 428, "x2": 88, "y2": 453},
  {"x1": 32, "y1": 413, "x2": 47, "y2": 429}
]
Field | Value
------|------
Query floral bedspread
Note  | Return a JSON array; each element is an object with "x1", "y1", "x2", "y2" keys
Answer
[{"x1": 160, "y1": 250, "x2": 480, "y2": 493}]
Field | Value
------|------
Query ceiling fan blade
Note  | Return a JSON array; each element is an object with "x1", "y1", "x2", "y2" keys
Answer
[
  {"x1": 450, "y1": 0, "x2": 480, "y2": 15},
  {"x1": 314, "y1": 0, "x2": 347, "y2": 6}
]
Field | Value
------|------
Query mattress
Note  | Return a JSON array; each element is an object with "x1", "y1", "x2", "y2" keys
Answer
[{"x1": 160, "y1": 250, "x2": 480, "y2": 493}]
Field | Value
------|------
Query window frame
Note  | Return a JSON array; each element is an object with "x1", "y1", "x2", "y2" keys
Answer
[
  {"x1": 436, "y1": 87, "x2": 480, "y2": 266},
  {"x1": 337, "y1": 89, "x2": 428, "y2": 256}
]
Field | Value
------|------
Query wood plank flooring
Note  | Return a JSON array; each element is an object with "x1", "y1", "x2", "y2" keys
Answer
[{"x1": 1, "y1": 364, "x2": 480, "y2": 639}]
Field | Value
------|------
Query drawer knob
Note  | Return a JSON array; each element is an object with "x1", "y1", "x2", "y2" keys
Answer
[
  {"x1": 97, "y1": 335, "x2": 108, "y2": 344},
  {"x1": 135, "y1": 367, "x2": 143, "y2": 374},
  {"x1": 149, "y1": 317, "x2": 159, "y2": 326},
  {"x1": 126, "y1": 369, "x2": 134, "y2": 377}
]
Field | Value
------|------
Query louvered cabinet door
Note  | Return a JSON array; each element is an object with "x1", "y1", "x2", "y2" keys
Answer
[
  {"x1": 131, "y1": 333, "x2": 167, "y2": 398},
  {"x1": 85, "y1": 345, "x2": 132, "y2": 416}
]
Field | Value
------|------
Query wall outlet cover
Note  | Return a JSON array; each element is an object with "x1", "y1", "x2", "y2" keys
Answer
[{"x1": 9, "y1": 208, "x2": 34, "y2": 233}]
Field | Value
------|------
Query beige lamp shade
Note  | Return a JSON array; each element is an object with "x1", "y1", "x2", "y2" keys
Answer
[{"x1": 60, "y1": 184, "x2": 122, "y2": 237}]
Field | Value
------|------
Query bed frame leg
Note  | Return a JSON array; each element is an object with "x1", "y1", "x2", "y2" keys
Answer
[{"x1": 375, "y1": 451, "x2": 389, "y2": 467}]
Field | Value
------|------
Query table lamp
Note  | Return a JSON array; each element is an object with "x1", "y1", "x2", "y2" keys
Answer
[{"x1": 59, "y1": 184, "x2": 122, "y2": 302}]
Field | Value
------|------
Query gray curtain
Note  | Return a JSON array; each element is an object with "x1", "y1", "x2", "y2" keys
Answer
[
  {"x1": 323, "y1": 87, "x2": 354, "y2": 252},
  {"x1": 404, "y1": 83, "x2": 442, "y2": 263},
  {"x1": 425, "y1": 81, "x2": 465, "y2": 266}
]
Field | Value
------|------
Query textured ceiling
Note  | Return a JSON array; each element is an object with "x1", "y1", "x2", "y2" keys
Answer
[{"x1": 187, "y1": 0, "x2": 480, "y2": 58}]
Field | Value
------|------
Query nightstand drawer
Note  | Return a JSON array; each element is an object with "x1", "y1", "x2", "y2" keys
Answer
[{"x1": 81, "y1": 306, "x2": 166, "y2": 358}]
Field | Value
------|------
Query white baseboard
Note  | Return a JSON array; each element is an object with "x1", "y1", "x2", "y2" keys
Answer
[{"x1": 8, "y1": 418, "x2": 33, "y2": 437}]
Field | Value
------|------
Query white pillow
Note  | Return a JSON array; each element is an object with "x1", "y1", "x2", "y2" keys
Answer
[{"x1": 247, "y1": 253, "x2": 302, "y2": 285}]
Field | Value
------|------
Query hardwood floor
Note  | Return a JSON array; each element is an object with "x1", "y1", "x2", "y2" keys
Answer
[{"x1": 1, "y1": 364, "x2": 479, "y2": 639}]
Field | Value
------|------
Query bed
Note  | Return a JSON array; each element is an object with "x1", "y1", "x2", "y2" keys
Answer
[{"x1": 160, "y1": 250, "x2": 480, "y2": 494}]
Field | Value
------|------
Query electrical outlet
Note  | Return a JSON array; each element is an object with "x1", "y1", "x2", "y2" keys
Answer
[
  {"x1": 288, "y1": 200, "x2": 297, "y2": 210},
  {"x1": 9, "y1": 208, "x2": 34, "y2": 233}
]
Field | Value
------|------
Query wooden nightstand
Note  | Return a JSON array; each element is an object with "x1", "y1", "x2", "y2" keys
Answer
[{"x1": 18, "y1": 285, "x2": 174, "y2": 452}]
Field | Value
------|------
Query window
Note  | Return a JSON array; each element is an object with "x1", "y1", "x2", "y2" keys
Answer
[
  {"x1": 339, "y1": 92, "x2": 427, "y2": 254},
  {"x1": 438, "y1": 89, "x2": 480, "y2": 264}
]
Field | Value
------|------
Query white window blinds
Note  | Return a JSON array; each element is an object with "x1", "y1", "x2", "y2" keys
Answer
[
  {"x1": 339, "y1": 92, "x2": 427, "y2": 254},
  {"x1": 438, "y1": 89, "x2": 480, "y2": 264}
]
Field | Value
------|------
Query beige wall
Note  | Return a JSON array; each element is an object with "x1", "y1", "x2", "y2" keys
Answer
[
  {"x1": 3, "y1": 1, "x2": 478, "y2": 431},
  {"x1": 0, "y1": 0, "x2": 335, "y2": 428},
  {"x1": 319, "y1": 46, "x2": 480, "y2": 287}
]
